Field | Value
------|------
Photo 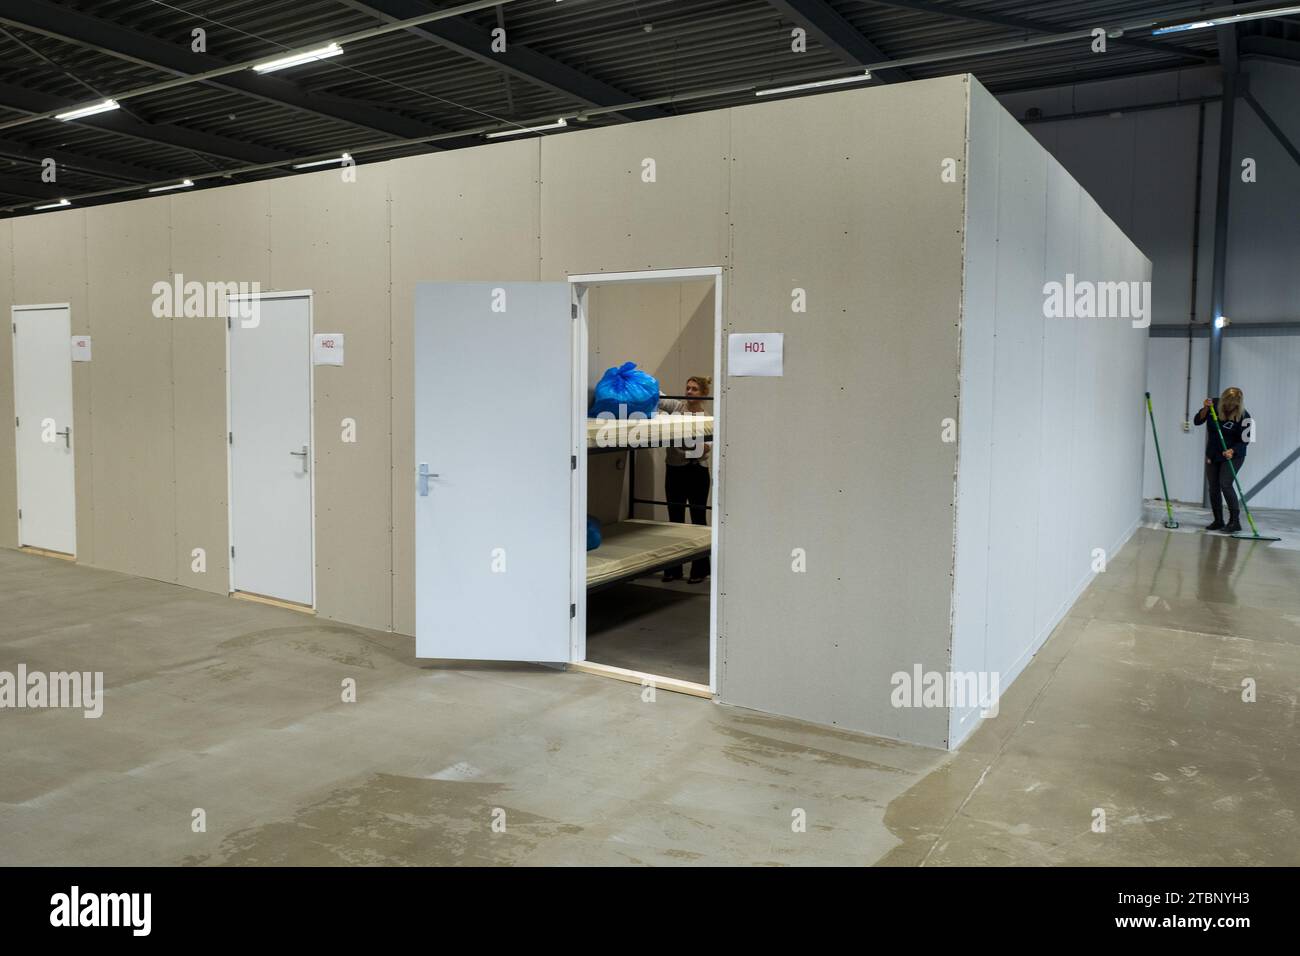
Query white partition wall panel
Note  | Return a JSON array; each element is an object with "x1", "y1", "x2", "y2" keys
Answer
[{"x1": 953, "y1": 83, "x2": 1150, "y2": 747}]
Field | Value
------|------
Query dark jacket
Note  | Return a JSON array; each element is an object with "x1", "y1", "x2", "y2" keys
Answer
[{"x1": 1194, "y1": 400, "x2": 1251, "y2": 464}]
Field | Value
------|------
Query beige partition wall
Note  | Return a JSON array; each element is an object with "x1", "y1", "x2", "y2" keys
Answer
[
  {"x1": 0, "y1": 219, "x2": 14, "y2": 549},
  {"x1": 0, "y1": 74, "x2": 1147, "y2": 748}
]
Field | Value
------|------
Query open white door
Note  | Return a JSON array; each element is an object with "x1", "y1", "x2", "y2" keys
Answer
[
  {"x1": 227, "y1": 292, "x2": 314, "y2": 607},
  {"x1": 414, "y1": 281, "x2": 576, "y2": 662},
  {"x1": 12, "y1": 305, "x2": 76, "y2": 555}
]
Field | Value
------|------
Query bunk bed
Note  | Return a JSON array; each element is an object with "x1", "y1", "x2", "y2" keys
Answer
[{"x1": 585, "y1": 400, "x2": 713, "y2": 591}]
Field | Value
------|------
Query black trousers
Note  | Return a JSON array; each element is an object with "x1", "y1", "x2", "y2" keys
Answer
[
  {"x1": 665, "y1": 463, "x2": 711, "y2": 579},
  {"x1": 1205, "y1": 457, "x2": 1245, "y2": 521}
]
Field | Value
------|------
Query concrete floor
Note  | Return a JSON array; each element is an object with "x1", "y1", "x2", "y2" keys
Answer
[
  {"x1": 1, "y1": 501, "x2": 1297, "y2": 866},
  {"x1": 585, "y1": 579, "x2": 710, "y2": 684}
]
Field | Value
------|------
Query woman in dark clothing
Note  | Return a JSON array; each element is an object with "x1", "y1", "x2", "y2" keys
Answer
[
  {"x1": 658, "y1": 376, "x2": 712, "y2": 583},
  {"x1": 1193, "y1": 387, "x2": 1252, "y2": 534}
]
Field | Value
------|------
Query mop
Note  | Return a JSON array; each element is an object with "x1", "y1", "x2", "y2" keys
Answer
[
  {"x1": 1208, "y1": 404, "x2": 1281, "y2": 541},
  {"x1": 1144, "y1": 392, "x2": 1179, "y2": 529}
]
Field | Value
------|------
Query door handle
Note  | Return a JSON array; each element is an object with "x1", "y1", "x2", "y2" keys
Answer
[
  {"x1": 418, "y1": 462, "x2": 439, "y2": 496},
  {"x1": 55, "y1": 426, "x2": 71, "y2": 449},
  {"x1": 289, "y1": 445, "x2": 309, "y2": 473}
]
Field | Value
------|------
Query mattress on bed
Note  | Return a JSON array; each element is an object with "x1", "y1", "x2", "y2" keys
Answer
[
  {"x1": 586, "y1": 519, "x2": 712, "y2": 588},
  {"x1": 585, "y1": 414, "x2": 713, "y2": 449}
]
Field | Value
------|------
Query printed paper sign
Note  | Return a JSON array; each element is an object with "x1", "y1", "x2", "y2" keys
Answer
[
  {"x1": 71, "y1": 336, "x2": 92, "y2": 362},
  {"x1": 313, "y1": 333, "x2": 344, "y2": 366},
  {"x1": 728, "y1": 332, "x2": 783, "y2": 377}
]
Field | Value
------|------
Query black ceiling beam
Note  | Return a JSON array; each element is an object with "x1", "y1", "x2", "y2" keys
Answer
[
  {"x1": 764, "y1": 0, "x2": 911, "y2": 81},
  {"x1": 341, "y1": 0, "x2": 669, "y2": 119},
  {"x1": 0, "y1": 0, "x2": 444, "y2": 140},
  {"x1": 0, "y1": 136, "x2": 167, "y2": 184},
  {"x1": 1240, "y1": 34, "x2": 1300, "y2": 62},
  {"x1": 0, "y1": 174, "x2": 65, "y2": 201},
  {"x1": 0, "y1": 80, "x2": 293, "y2": 165},
  {"x1": 861, "y1": 0, "x2": 1212, "y2": 63}
]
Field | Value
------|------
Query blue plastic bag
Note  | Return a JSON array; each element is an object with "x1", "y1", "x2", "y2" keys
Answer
[
  {"x1": 588, "y1": 361, "x2": 660, "y2": 419},
  {"x1": 586, "y1": 515, "x2": 602, "y2": 551}
]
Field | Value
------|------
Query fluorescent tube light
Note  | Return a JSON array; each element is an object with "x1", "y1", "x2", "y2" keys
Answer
[
  {"x1": 252, "y1": 43, "x2": 343, "y2": 74},
  {"x1": 55, "y1": 99, "x2": 120, "y2": 121},
  {"x1": 755, "y1": 71, "x2": 872, "y2": 97},
  {"x1": 148, "y1": 179, "x2": 194, "y2": 193},
  {"x1": 1215, "y1": 316, "x2": 1230, "y2": 329},
  {"x1": 485, "y1": 118, "x2": 568, "y2": 138},
  {"x1": 34, "y1": 199, "x2": 70, "y2": 210},
  {"x1": 292, "y1": 153, "x2": 352, "y2": 170},
  {"x1": 1152, "y1": 4, "x2": 1300, "y2": 34}
]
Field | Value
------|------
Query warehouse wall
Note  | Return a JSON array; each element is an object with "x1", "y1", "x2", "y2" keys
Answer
[
  {"x1": 0, "y1": 220, "x2": 13, "y2": 549},
  {"x1": 0, "y1": 76, "x2": 973, "y2": 746},
  {"x1": 1144, "y1": 332, "x2": 1300, "y2": 510},
  {"x1": 1004, "y1": 62, "x2": 1300, "y2": 511},
  {"x1": 952, "y1": 82, "x2": 1151, "y2": 747}
]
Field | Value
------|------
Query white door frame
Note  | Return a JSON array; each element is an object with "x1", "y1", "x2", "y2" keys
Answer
[
  {"x1": 568, "y1": 267, "x2": 725, "y2": 694},
  {"x1": 11, "y1": 303, "x2": 76, "y2": 556},
  {"x1": 223, "y1": 289, "x2": 316, "y2": 608}
]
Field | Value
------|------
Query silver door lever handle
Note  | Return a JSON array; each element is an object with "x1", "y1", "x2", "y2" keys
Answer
[
  {"x1": 55, "y1": 426, "x2": 71, "y2": 449},
  {"x1": 418, "y1": 462, "x2": 439, "y2": 496},
  {"x1": 289, "y1": 445, "x2": 309, "y2": 473}
]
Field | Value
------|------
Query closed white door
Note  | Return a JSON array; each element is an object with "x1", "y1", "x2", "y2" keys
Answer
[
  {"x1": 228, "y1": 294, "x2": 314, "y2": 606},
  {"x1": 414, "y1": 282, "x2": 575, "y2": 662},
  {"x1": 12, "y1": 305, "x2": 76, "y2": 554}
]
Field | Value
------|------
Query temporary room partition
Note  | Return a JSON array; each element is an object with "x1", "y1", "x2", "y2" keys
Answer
[{"x1": 0, "y1": 74, "x2": 1148, "y2": 749}]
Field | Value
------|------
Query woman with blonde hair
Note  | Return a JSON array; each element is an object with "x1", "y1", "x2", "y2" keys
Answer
[
  {"x1": 658, "y1": 375, "x2": 712, "y2": 583},
  {"x1": 1193, "y1": 386, "x2": 1252, "y2": 533}
]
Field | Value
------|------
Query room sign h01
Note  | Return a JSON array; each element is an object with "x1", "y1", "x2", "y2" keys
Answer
[{"x1": 728, "y1": 332, "x2": 783, "y2": 376}]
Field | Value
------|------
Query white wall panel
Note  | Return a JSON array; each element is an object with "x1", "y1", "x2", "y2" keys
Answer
[{"x1": 954, "y1": 84, "x2": 1150, "y2": 747}]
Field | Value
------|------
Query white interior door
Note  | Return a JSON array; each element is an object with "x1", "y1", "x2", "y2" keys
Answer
[
  {"x1": 12, "y1": 305, "x2": 76, "y2": 554},
  {"x1": 228, "y1": 293, "x2": 314, "y2": 606},
  {"x1": 414, "y1": 281, "x2": 575, "y2": 662}
]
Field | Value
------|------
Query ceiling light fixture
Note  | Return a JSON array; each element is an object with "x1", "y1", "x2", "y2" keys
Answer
[
  {"x1": 755, "y1": 71, "x2": 872, "y2": 97},
  {"x1": 34, "y1": 199, "x2": 70, "y2": 210},
  {"x1": 1152, "y1": 3, "x2": 1300, "y2": 34},
  {"x1": 55, "y1": 99, "x2": 120, "y2": 121},
  {"x1": 148, "y1": 179, "x2": 194, "y2": 193},
  {"x1": 292, "y1": 153, "x2": 352, "y2": 170},
  {"x1": 486, "y1": 118, "x2": 568, "y2": 138},
  {"x1": 252, "y1": 43, "x2": 343, "y2": 74}
]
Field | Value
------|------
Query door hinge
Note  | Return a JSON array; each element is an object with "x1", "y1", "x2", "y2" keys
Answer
[
  {"x1": 228, "y1": 431, "x2": 233, "y2": 445},
  {"x1": 14, "y1": 416, "x2": 18, "y2": 428},
  {"x1": 17, "y1": 508, "x2": 21, "y2": 520},
  {"x1": 230, "y1": 546, "x2": 235, "y2": 558},
  {"x1": 571, "y1": 455, "x2": 577, "y2": 470},
  {"x1": 11, "y1": 322, "x2": 15, "y2": 334},
  {"x1": 570, "y1": 603, "x2": 576, "y2": 619},
  {"x1": 227, "y1": 316, "x2": 232, "y2": 330},
  {"x1": 571, "y1": 303, "x2": 577, "y2": 319}
]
